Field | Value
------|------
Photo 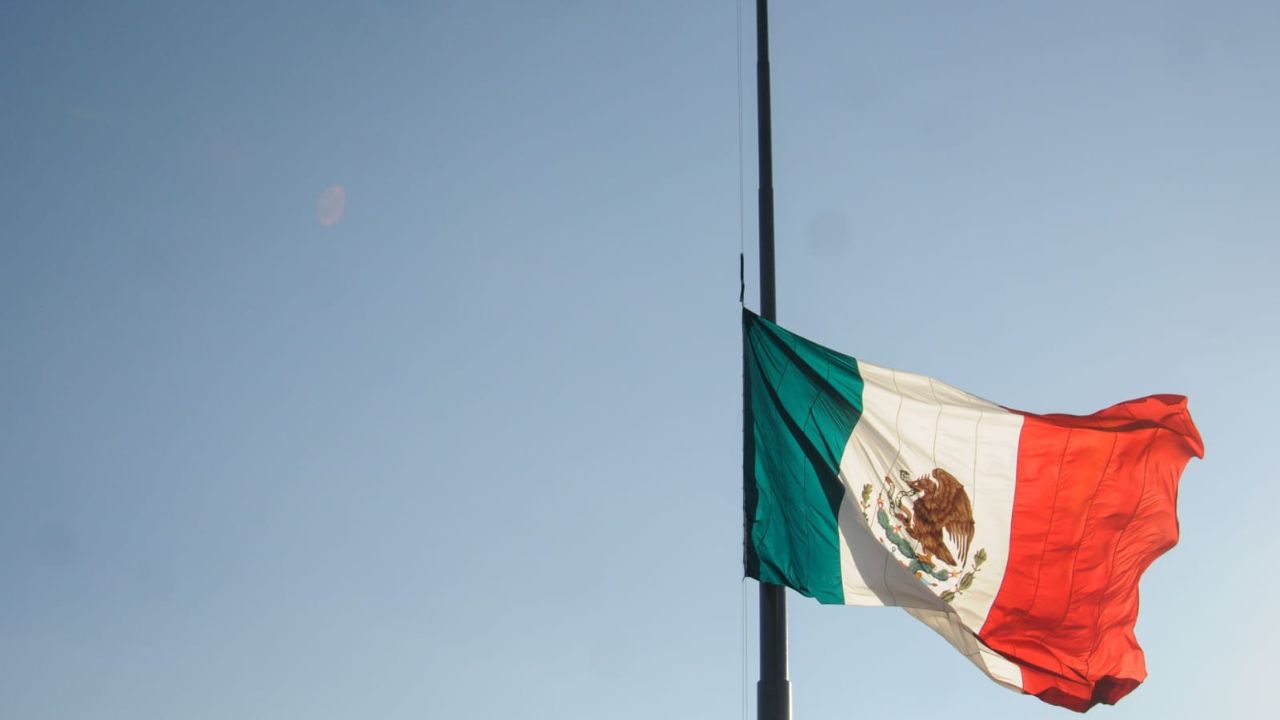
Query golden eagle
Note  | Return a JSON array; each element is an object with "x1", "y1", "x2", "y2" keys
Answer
[{"x1": 894, "y1": 467, "x2": 975, "y2": 568}]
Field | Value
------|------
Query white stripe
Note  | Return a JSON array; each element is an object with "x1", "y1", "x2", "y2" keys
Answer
[
  {"x1": 835, "y1": 360, "x2": 1023, "y2": 632},
  {"x1": 905, "y1": 608, "x2": 1024, "y2": 691}
]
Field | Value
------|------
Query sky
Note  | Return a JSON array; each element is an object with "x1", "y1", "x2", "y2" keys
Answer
[{"x1": 1, "y1": 1, "x2": 1278, "y2": 718}]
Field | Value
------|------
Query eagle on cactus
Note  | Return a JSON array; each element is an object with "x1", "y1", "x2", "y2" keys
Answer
[{"x1": 893, "y1": 467, "x2": 975, "y2": 568}]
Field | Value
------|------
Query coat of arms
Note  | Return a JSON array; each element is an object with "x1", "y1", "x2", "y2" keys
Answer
[{"x1": 860, "y1": 467, "x2": 988, "y2": 604}]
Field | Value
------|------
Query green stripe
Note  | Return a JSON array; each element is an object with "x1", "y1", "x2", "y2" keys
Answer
[{"x1": 743, "y1": 309, "x2": 864, "y2": 604}]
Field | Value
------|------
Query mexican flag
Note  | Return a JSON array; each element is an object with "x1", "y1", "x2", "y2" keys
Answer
[{"x1": 743, "y1": 309, "x2": 1203, "y2": 712}]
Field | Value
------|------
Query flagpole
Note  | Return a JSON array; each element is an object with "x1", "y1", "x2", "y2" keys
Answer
[{"x1": 754, "y1": 1, "x2": 789, "y2": 719}]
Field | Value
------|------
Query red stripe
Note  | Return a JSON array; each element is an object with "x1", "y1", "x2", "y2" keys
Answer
[{"x1": 978, "y1": 395, "x2": 1203, "y2": 712}]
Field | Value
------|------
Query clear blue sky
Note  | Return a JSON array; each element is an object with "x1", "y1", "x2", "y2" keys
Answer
[{"x1": 2, "y1": 2, "x2": 1277, "y2": 718}]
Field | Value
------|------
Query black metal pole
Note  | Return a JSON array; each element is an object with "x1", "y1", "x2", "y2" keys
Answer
[
  {"x1": 756, "y1": 0, "x2": 776, "y2": 323},
  {"x1": 755, "y1": 1, "x2": 789, "y2": 719}
]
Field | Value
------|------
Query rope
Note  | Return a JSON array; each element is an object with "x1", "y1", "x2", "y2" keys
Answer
[
  {"x1": 742, "y1": 577, "x2": 750, "y2": 720},
  {"x1": 737, "y1": 5, "x2": 749, "y2": 718},
  {"x1": 736, "y1": 0, "x2": 747, "y2": 306}
]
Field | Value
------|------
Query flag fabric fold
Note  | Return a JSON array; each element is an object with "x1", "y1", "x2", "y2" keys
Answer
[{"x1": 743, "y1": 309, "x2": 1203, "y2": 712}]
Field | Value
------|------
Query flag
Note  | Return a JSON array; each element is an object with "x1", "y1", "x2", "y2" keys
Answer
[{"x1": 743, "y1": 309, "x2": 1203, "y2": 712}]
